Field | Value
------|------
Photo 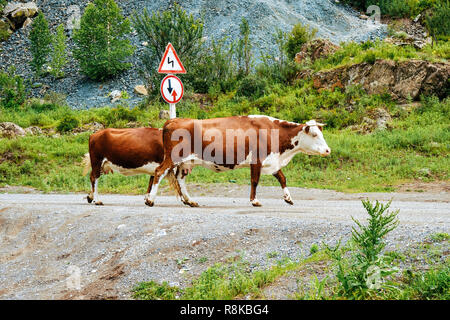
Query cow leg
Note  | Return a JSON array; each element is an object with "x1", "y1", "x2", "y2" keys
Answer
[
  {"x1": 145, "y1": 160, "x2": 172, "y2": 207},
  {"x1": 176, "y1": 168, "x2": 199, "y2": 207},
  {"x1": 89, "y1": 168, "x2": 103, "y2": 206},
  {"x1": 88, "y1": 156, "x2": 103, "y2": 205},
  {"x1": 273, "y1": 170, "x2": 294, "y2": 205},
  {"x1": 250, "y1": 163, "x2": 262, "y2": 207},
  {"x1": 144, "y1": 175, "x2": 154, "y2": 204}
]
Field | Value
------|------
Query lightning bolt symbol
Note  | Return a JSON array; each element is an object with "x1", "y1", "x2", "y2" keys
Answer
[{"x1": 167, "y1": 57, "x2": 174, "y2": 68}]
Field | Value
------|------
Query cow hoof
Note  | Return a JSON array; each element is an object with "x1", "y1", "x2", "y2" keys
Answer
[
  {"x1": 284, "y1": 198, "x2": 294, "y2": 205},
  {"x1": 182, "y1": 199, "x2": 199, "y2": 207},
  {"x1": 251, "y1": 200, "x2": 262, "y2": 207},
  {"x1": 145, "y1": 199, "x2": 154, "y2": 207},
  {"x1": 87, "y1": 195, "x2": 93, "y2": 204},
  {"x1": 187, "y1": 201, "x2": 199, "y2": 208},
  {"x1": 94, "y1": 201, "x2": 104, "y2": 206}
]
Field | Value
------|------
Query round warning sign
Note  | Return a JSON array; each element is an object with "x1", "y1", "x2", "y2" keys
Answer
[{"x1": 160, "y1": 75, "x2": 184, "y2": 104}]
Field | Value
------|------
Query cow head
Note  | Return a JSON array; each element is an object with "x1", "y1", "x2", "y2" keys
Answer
[{"x1": 295, "y1": 120, "x2": 331, "y2": 157}]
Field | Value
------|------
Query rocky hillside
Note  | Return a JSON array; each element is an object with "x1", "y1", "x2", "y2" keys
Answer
[{"x1": 0, "y1": 0, "x2": 387, "y2": 108}]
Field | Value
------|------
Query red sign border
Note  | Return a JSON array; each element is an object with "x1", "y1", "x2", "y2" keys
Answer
[
  {"x1": 157, "y1": 43, "x2": 186, "y2": 74},
  {"x1": 160, "y1": 74, "x2": 184, "y2": 104}
]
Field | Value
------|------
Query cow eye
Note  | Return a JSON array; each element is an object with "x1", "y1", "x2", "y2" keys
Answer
[{"x1": 312, "y1": 133, "x2": 318, "y2": 138}]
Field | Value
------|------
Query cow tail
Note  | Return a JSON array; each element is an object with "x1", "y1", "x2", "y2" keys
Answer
[
  {"x1": 82, "y1": 153, "x2": 91, "y2": 176},
  {"x1": 165, "y1": 169, "x2": 183, "y2": 199}
]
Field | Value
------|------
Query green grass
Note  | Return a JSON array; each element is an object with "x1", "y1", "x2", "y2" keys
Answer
[
  {"x1": 0, "y1": 94, "x2": 448, "y2": 193},
  {"x1": 133, "y1": 252, "x2": 328, "y2": 300},
  {"x1": 309, "y1": 40, "x2": 449, "y2": 72}
]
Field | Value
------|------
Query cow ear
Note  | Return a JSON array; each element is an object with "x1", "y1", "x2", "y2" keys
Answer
[{"x1": 304, "y1": 126, "x2": 310, "y2": 134}]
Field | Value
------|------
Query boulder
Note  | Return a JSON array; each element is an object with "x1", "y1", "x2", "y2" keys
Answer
[
  {"x1": 109, "y1": 90, "x2": 122, "y2": 103},
  {"x1": 4, "y1": 2, "x2": 38, "y2": 29},
  {"x1": 295, "y1": 39, "x2": 339, "y2": 64},
  {"x1": 72, "y1": 122, "x2": 104, "y2": 133},
  {"x1": 24, "y1": 126, "x2": 43, "y2": 135},
  {"x1": 0, "y1": 122, "x2": 26, "y2": 138},
  {"x1": 134, "y1": 85, "x2": 148, "y2": 96},
  {"x1": 311, "y1": 59, "x2": 450, "y2": 102}
]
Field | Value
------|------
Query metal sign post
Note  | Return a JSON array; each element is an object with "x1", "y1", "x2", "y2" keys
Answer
[{"x1": 158, "y1": 43, "x2": 186, "y2": 119}]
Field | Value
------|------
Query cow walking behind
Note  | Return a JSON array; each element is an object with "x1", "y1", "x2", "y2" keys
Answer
[
  {"x1": 146, "y1": 116, "x2": 331, "y2": 207},
  {"x1": 82, "y1": 127, "x2": 183, "y2": 206}
]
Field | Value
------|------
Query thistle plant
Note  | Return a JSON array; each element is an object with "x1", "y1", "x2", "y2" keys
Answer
[{"x1": 326, "y1": 200, "x2": 400, "y2": 298}]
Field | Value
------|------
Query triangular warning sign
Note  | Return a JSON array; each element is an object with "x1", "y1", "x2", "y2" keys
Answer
[{"x1": 158, "y1": 43, "x2": 186, "y2": 74}]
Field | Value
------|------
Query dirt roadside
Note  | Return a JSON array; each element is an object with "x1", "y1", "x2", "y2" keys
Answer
[{"x1": 0, "y1": 184, "x2": 448, "y2": 300}]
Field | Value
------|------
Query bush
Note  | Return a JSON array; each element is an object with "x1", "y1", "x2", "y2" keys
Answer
[
  {"x1": 29, "y1": 12, "x2": 52, "y2": 77},
  {"x1": 73, "y1": 0, "x2": 134, "y2": 80},
  {"x1": 325, "y1": 200, "x2": 399, "y2": 298},
  {"x1": 284, "y1": 23, "x2": 317, "y2": 60},
  {"x1": 0, "y1": 67, "x2": 26, "y2": 109},
  {"x1": 237, "y1": 18, "x2": 253, "y2": 76},
  {"x1": 425, "y1": 0, "x2": 450, "y2": 43},
  {"x1": 103, "y1": 105, "x2": 139, "y2": 126},
  {"x1": 49, "y1": 24, "x2": 68, "y2": 79},
  {"x1": 236, "y1": 74, "x2": 268, "y2": 99},
  {"x1": 57, "y1": 113, "x2": 79, "y2": 132}
]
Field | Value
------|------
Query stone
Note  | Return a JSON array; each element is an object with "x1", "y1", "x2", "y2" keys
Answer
[
  {"x1": 0, "y1": 122, "x2": 26, "y2": 138},
  {"x1": 295, "y1": 39, "x2": 339, "y2": 64},
  {"x1": 359, "y1": 14, "x2": 369, "y2": 20},
  {"x1": 4, "y1": 2, "x2": 38, "y2": 29},
  {"x1": 72, "y1": 122, "x2": 104, "y2": 134},
  {"x1": 24, "y1": 126, "x2": 43, "y2": 135},
  {"x1": 134, "y1": 85, "x2": 148, "y2": 96},
  {"x1": 309, "y1": 59, "x2": 450, "y2": 102},
  {"x1": 159, "y1": 110, "x2": 170, "y2": 120},
  {"x1": 109, "y1": 90, "x2": 122, "y2": 103}
]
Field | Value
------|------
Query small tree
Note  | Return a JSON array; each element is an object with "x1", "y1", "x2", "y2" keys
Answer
[
  {"x1": 29, "y1": 11, "x2": 52, "y2": 77},
  {"x1": 425, "y1": 0, "x2": 450, "y2": 46},
  {"x1": 284, "y1": 23, "x2": 317, "y2": 60},
  {"x1": 237, "y1": 18, "x2": 253, "y2": 77},
  {"x1": 49, "y1": 24, "x2": 68, "y2": 79},
  {"x1": 73, "y1": 0, "x2": 134, "y2": 81}
]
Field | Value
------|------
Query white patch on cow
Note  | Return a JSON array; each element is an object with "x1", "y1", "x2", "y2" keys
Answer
[
  {"x1": 251, "y1": 198, "x2": 262, "y2": 206},
  {"x1": 93, "y1": 179, "x2": 100, "y2": 202},
  {"x1": 148, "y1": 168, "x2": 169, "y2": 202},
  {"x1": 247, "y1": 115, "x2": 297, "y2": 126},
  {"x1": 102, "y1": 159, "x2": 160, "y2": 176},
  {"x1": 283, "y1": 187, "x2": 292, "y2": 202}
]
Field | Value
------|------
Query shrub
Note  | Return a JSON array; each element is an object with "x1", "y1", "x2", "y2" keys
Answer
[
  {"x1": 73, "y1": 0, "x2": 135, "y2": 80},
  {"x1": 49, "y1": 24, "x2": 68, "y2": 79},
  {"x1": 0, "y1": 67, "x2": 26, "y2": 109},
  {"x1": 257, "y1": 29, "x2": 301, "y2": 84},
  {"x1": 236, "y1": 18, "x2": 253, "y2": 76},
  {"x1": 29, "y1": 12, "x2": 52, "y2": 77},
  {"x1": 325, "y1": 200, "x2": 399, "y2": 298},
  {"x1": 57, "y1": 113, "x2": 79, "y2": 132},
  {"x1": 103, "y1": 105, "x2": 139, "y2": 126},
  {"x1": 284, "y1": 23, "x2": 317, "y2": 60},
  {"x1": 236, "y1": 74, "x2": 268, "y2": 99},
  {"x1": 189, "y1": 38, "x2": 237, "y2": 94},
  {"x1": 425, "y1": 0, "x2": 450, "y2": 44}
]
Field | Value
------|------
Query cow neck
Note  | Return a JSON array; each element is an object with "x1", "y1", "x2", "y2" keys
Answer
[{"x1": 278, "y1": 122, "x2": 305, "y2": 155}]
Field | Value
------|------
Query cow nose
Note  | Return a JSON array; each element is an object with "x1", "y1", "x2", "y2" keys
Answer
[{"x1": 323, "y1": 148, "x2": 331, "y2": 156}]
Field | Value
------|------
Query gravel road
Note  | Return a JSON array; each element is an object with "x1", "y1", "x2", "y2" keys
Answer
[{"x1": 0, "y1": 186, "x2": 448, "y2": 300}]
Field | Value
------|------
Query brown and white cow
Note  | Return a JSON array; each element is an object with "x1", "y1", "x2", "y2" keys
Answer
[
  {"x1": 146, "y1": 116, "x2": 331, "y2": 207},
  {"x1": 82, "y1": 127, "x2": 183, "y2": 206}
]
